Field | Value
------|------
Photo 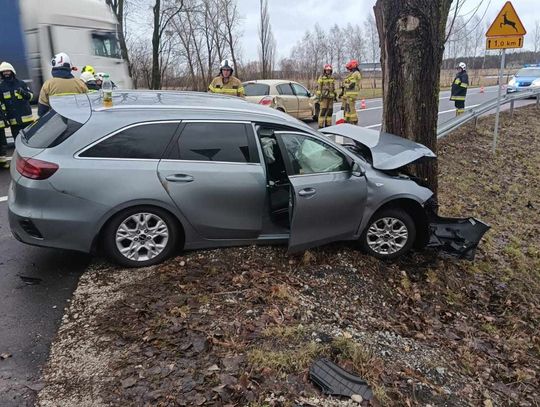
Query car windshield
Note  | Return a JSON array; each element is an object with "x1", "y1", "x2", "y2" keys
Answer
[
  {"x1": 92, "y1": 32, "x2": 122, "y2": 59},
  {"x1": 515, "y1": 68, "x2": 540, "y2": 77},
  {"x1": 244, "y1": 83, "x2": 270, "y2": 96}
]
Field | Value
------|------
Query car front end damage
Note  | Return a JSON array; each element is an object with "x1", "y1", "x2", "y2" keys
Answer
[{"x1": 422, "y1": 199, "x2": 490, "y2": 260}]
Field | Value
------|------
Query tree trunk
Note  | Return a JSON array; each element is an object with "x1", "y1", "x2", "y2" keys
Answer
[
  {"x1": 151, "y1": 0, "x2": 161, "y2": 90},
  {"x1": 105, "y1": 0, "x2": 131, "y2": 77},
  {"x1": 374, "y1": 0, "x2": 453, "y2": 200}
]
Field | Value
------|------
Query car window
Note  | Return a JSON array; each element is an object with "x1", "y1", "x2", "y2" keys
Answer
[
  {"x1": 279, "y1": 133, "x2": 350, "y2": 175},
  {"x1": 91, "y1": 32, "x2": 122, "y2": 59},
  {"x1": 276, "y1": 84, "x2": 294, "y2": 96},
  {"x1": 175, "y1": 122, "x2": 256, "y2": 163},
  {"x1": 291, "y1": 83, "x2": 309, "y2": 97},
  {"x1": 244, "y1": 83, "x2": 270, "y2": 96},
  {"x1": 22, "y1": 110, "x2": 83, "y2": 148},
  {"x1": 80, "y1": 122, "x2": 178, "y2": 159}
]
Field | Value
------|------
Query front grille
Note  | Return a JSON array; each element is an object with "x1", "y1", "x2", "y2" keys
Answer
[{"x1": 19, "y1": 219, "x2": 43, "y2": 239}]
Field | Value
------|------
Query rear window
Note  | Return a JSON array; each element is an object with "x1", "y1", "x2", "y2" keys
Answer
[
  {"x1": 276, "y1": 84, "x2": 294, "y2": 95},
  {"x1": 244, "y1": 83, "x2": 270, "y2": 96},
  {"x1": 22, "y1": 110, "x2": 83, "y2": 148}
]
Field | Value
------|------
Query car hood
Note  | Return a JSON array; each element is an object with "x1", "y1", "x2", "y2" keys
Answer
[{"x1": 320, "y1": 124, "x2": 436, "y2": 170}]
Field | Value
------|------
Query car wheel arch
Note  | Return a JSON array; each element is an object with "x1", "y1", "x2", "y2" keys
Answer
[
  {"x1": 91, "y1": 202, "x2": 186, "y2": 254},
  {"x1": 364, "y1": 198, "x2": 430, "y2": 250}
]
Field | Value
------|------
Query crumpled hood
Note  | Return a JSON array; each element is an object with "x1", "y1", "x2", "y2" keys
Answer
[{"x1": 320, "y1": 124, "x2": 436, "y2": 170}]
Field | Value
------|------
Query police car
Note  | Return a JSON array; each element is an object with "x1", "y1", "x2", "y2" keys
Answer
[{"x1": 507, "y1": 64, "x2": 540, "y2": 93}]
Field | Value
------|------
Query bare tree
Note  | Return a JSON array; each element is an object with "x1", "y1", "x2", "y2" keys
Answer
[
  {"x1": 258, "y1": 0, "x2": 275, "y2": 78},
  {"x1": 534, "y1": 20, "x2": 540, "y2": 55},
  {"x1": 374, "y1": 0, "x2": 454, "y2": 197},
  {"x1": 364, "y1": 15, "x2": 380, "y2": 87},
  {"x1": 105, "y1": 0, "x2": 132, "y2": 76},
  {"x1": 151, "y1": 0, "x2": 185, "y2": 89},
  {"x1": 219, "y1": 0, "x2": 243, "y2": 78}
]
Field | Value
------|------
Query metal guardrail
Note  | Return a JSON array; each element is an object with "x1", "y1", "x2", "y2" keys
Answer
[{"x1": 437, "y1": 88, "x2": 540, "y2": 139}]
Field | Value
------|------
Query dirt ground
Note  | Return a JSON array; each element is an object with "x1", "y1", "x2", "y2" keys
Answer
[{"x1": 37, "y1": 106, "x2": 539, "y2": 407}]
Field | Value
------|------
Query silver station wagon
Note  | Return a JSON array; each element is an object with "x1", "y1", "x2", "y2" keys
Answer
[{"x1": 8, "y1": 91, "x2": 488, "y2": 267}]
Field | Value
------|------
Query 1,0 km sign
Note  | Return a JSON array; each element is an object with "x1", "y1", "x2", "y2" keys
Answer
[{"x1": 486, "y1": 36, "x2": 523, "y2": 49}]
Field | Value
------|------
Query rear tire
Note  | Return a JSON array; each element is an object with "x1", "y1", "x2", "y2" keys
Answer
[
  {"x1": 360, "y1": 208, "x2": 416, "y2": 260},
  {"x1": 103, "y1": 206, "x2": 181, "y2": 268}
]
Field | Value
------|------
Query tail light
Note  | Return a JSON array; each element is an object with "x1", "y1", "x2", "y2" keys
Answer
[
  {"x1": 16, "y1": 154, "x2": 59, "y2": 180},
  {"x1": 258, "y1": 96, "x2": 273, "y2": 106}
]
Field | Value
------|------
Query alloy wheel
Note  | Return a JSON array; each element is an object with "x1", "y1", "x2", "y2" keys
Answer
[{"x1": 366, "y1": 217, "x2": 409, "y2": 255}]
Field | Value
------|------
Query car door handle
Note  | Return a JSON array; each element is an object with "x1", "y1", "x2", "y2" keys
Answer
[
  {"x1": 298, "y1": 188, "x2": 316, "y2": 197},
  {"x1": 165, "y1": 174, "x2": 194, "y2": 183}
]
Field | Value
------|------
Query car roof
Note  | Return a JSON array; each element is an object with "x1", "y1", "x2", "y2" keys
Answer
[
  {"x1": 242, "y1": 79, "x2": 300, "y2": 86},
  {"x1": 49, "y1": 90, "x2": 314, "y2": 131}
]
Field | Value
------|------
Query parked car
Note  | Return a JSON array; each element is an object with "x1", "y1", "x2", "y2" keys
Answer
[
  {"x1": 507, "y1": 64, "x2": 540, "y2": 94},
  {"x1": 8, "y1": 91, "x2": 488, "y2": 267},
  {"x1": 243, "y1": 79, "x2": 318, "y2": 121}
]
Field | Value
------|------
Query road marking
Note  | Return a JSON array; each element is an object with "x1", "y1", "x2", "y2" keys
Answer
[{"x1": 0, "y1": 196, "x2": 7, "y2": 203}]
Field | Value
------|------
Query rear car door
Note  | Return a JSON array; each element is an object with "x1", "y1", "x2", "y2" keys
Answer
[
  {"x1": 275, "y1": 132, "x2": 368, "y2": 252},
  {"x1": 291, "y1": 83, "x2": 313, "y2": 119},
  {"x1": 275, "y1": 84, "x2": 299, "y2": 117},
  {"x1": 157, "y1": 121, "x2": 266, "y2": 239}
]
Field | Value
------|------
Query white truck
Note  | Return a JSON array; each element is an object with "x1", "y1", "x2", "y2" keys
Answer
[{"x1": 1, "y1": 0, "x2": 132, "y2": 97}]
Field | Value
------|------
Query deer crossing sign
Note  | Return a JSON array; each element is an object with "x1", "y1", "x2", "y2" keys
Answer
[{"x1": 486, "y1": 1, "x2": 526, "y2": 50}]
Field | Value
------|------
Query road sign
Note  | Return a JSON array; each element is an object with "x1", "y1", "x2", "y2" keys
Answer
[
  {"x1": 486, "y1": 36, "x2": 524, "y2": 50},
  {"x1": 486, "y1": 1, "x2": 526, "y2": 37}
]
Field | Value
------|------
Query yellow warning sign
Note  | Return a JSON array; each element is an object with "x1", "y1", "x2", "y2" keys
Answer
[
  {"x1": 486, "y1": 36, "x2": 524, "y2": 50},
  {"x1": 486, "y1": 1, "x2": 526, "y2": 37}
]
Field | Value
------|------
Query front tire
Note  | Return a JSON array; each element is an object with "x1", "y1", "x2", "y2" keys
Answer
[
  {"x1": 103, "y1": 206, "x2": 181, "y2": 267},
  {"x1": 360, "y1": 208, "x2": 416, "y2": 260}
]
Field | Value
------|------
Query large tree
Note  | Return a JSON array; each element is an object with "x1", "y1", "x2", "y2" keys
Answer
[
  {"x1": 374, "y1": 0, "x2": 453, "y2": 198},
  {"x1": 258, "y1": 0, "x2": 275, "y2": 78},
  {"x1": 105, "y1": 0, "x2": 131, "y2": 75}
]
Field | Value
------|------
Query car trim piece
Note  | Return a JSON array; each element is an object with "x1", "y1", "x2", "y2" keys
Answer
[
  {"x1": 74, "y1": 120, "x2": 182, "y2": 160},
  {"x1": 159, "y1": 159, "x2": 262, "y2": 166}
]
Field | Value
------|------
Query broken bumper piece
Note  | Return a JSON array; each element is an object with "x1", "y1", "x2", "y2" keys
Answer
[
  {"x1": 428, "y1": 216, "x2": 490, "y2": 260},
  {"x1": 309, "y1": 358, "x2": 373, "y2": 400}
]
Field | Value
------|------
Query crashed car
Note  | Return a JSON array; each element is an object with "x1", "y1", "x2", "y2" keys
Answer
[{"x1": 8, "y1": 91, "x2": 488, "y2": 267}]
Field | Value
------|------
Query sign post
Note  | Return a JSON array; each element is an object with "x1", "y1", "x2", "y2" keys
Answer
[{"x1": 485, "y1": 1, "x2": 526, "y2": 153}]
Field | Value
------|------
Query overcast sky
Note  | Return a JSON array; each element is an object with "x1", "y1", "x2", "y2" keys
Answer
[{"x1": 236, "y1": 0, "x2": 540, "y2": 61}]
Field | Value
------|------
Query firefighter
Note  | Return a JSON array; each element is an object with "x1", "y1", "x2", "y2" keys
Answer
[
  {"x1": 316, "y1": 64, "x2": 336, "y2": 128},
  {"x1": 208, "y1": 59, "x2": 245, "y2": 98},
  {"x1": 38, "y1": 52, "x2": 88, "y2": 117},
  {"x1": 341, "y1": 59, "x2": 362, "y2": 125},
  {"x1": 81, "y1": 65, "x2": 95, "y2": 76},
  {"x1": 80, "y1": 72, "x2": 100, "y2": 91},
  {"x1": 0, "y1": 97, "x2": 8, "y2": 169},
  {"x1": 450, "y1": 62, "x2": 468, "y2": 116},
  {"x1": 0, "y1": 61, "x2": 34, "y2": 144}
]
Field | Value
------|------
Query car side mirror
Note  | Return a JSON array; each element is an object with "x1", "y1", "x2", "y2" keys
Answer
[
  {"x1": 351, "y1": 162, "x2": 365, "y2": 177},
  {"x1": 306, "y1": 91, "x2": 312, "y2": 97}
]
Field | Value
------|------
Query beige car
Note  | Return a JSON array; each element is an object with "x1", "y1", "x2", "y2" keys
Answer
[{"x1": 243, "y1": 79, "x2": 317, "y2": 121}]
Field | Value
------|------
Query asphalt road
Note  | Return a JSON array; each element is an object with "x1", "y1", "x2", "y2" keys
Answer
[
  {"x1": 308, "y1": 85, "x2": 537, "y2": 130},
  {"x1": 0, "y1": 87, "x2": 535, "y2": 406},
  {"x1": 0, "y1": 146, "x2": 90, "y2": 406}
]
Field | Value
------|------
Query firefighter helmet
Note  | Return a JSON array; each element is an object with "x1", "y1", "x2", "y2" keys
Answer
[
  {"x1": 52, "y1": 52, "x2": 72, "y2": 68},
  {"x1": 345, "y1": 59, "x2": 359, "y2": 70},
  {"x1": 0, "y1": 62, "x2": 16, "y2": 75},
  {"x1": 220, "y1": 59, "x2": 234, "y2": 72},
  {"x1": 458, "y1": 62, "x2": 466, "y2": 70},
  {"x1": 94, "y1": 72, "x2": 107, "y2": 81},
  {"x1": 80, "y1": 72, "x2": 95, "y2": 83},
  {"x1": 323, "y1": 64, "x2": 333, "y2": 73},
  {"x1": 81, "y1": 65, "x2": 95, "y2": 75}
]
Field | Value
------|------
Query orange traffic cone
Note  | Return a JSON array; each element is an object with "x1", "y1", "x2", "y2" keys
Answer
[
  {"x1": 480, "y1": 86, "x2": 484, "y2": 93},
  {"x1": 360, "y1": 99, "x2": 366, "y2": 109}
]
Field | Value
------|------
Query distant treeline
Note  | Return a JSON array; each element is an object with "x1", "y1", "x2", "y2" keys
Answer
[{"x1": 442, "y1": 51, "x2": 540, "y2": 70}]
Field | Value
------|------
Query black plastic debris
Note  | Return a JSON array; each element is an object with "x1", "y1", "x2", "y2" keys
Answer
[
  {"x1": 428, "y1": 216, "x2": 490, "y2": 260},
  {"x1": 19, "y1": 275, "x2": 43, "y2": 285},
  {"x1": 309, "y1": 358, "x2": 373, "y2": 400}
]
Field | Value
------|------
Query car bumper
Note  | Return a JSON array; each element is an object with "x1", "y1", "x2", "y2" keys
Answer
[
  {"x1": 506, "y1": 85, "x2": 539, "y2": 93},
  {"x1": 8, "y1": 177, "x2": 108, "y2": 253}
]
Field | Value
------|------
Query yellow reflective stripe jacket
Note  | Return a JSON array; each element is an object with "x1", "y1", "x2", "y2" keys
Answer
[
  {"x1": 343, "y1": 71, "x2": 362, "y2": 97},
  {"x1": 316, "y1": 74, "x2": 335, "y2": 98},
  {"x1": 208, "y1": 75, "x2": 245, "y2": 97},
  {"x1": 38, "y1": 77, "x2": 88, "y2": 107}
]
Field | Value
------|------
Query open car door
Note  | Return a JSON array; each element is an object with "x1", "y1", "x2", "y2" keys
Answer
[{"x1": 275, "y1": 132, "x2": 367, "y2": 252}]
